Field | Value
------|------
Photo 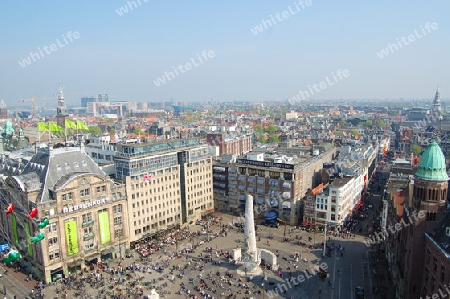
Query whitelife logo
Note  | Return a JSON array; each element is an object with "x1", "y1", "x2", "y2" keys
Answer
[
  {"x1": 288, "y1": 69, "x2": 350, "y2": 104},
  {"x1": 250, "y1": 0, "x2": 313, "y2": 35},
  {"x1": 18, "y1": 31, "x2": 81, "y2": 68},
  {"x1": 376, "y1": 22, "x2": 438, "y2": 58},
  {"x1": 153, "y1": 50, "x2": 215, "y2": 87},
  {"x1": 364, "y1": 210, "x2": 426, "y2": 247},
  {"x1": 115, "y1": 0, "x2": 149, "y2": 16}
]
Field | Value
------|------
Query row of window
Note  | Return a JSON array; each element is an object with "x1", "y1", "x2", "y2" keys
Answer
[
  {"x1": 91, "y1": 152, "x2": 113, "y2": 161},
  {"x1": 131, "y1": 188, "x2": 180, "y2": 200},
  {"x1": 131, "y1": 174, "x2": 180, "y2": 190},
  {"x1": 132, "y1": 198, "x2": 180, "y2": 209},
  {"x1": 132, "y1": 205, "x2": 180, "y2": 217},
  {"x1": 62, "y1": 186, "x2": 107, "y2": 201}
]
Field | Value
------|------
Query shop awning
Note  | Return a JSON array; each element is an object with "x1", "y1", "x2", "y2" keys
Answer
[{"x1": 264, "y1": 210, "x2": 278, "y2": 220}]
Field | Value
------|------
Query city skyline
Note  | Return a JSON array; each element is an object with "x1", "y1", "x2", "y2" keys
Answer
[{"x1": 0, "y1": 0, "x2": 449, "y2": 106}]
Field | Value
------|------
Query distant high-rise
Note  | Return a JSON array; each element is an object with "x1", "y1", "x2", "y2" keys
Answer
[
  {"x1": 0, "y1": 100, "x2": 7, "y2": 119},
  {"x1": 81, "y1": 97, "x2": 96, "y2": 108},
  {"x1": 98, "y1": 94, "x2": 109, "y2": 102}
]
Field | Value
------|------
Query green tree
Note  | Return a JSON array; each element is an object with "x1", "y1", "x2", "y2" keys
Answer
[
  {"x1": 134, "y1": 127, "x2": 145, "y2": 135},
  {"x1": 265, "y1": 125, "x2": 278, "y2": 134},
  {"x1": 254, "y1": 125, "x2": 264, "y2": 133},
  {"x1": 257, "y1": 135, "x2": 267, "y2": 143},
  {"x1": 267, "y1": 134, "x2": 279, "y2": 143},
  {"x1": 333, "y1": 131, "x2": 343, "y2": 136},
  {"x1": 411, "y1": 144, "x2": 422, "y2": 156},
  {"x1": 339, "y1": 120, "x2": 346, "y2": 127},
  {"x1": 108, "y1": 127, "x2": 115, "y2": 133},
  {"x1": 358, "y1": 120, "x2": 372, "y2": 127},
  {"x1": 88, "y1": 126, "x2": 102, "y2": 136},
  {"x1": 378, "y1": 120, "x2": 387, "y2": 127},
  {"x1": 349, "y1": 129, "x2": 360, "y2": 136}
]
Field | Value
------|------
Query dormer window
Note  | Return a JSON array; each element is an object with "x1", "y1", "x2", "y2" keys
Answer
[{"x1": 446, "y1": 227, "x2": 450, "y2": 237}]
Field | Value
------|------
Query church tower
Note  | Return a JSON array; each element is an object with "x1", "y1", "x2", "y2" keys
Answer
[
  {"x1": 432, "y1": 86, "x2": 442, "y2": 113},
  {"x1": 404, "y1": 141, "x2": 448, "y2": 297},
  {"x1": 56, "y1": 85, "x2": 68, "y2": 128}
]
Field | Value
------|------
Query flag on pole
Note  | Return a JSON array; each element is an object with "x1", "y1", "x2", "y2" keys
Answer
[
  {"x1": 37, "y1": 122, "x2": 48, "y2": 131},
  {"x1": 76, "y1": 120, "x2": 89, "y2": 131},
  {"x1": 65, "y1": 119, "x2": 76, "y2": 129},
  {"x1": 48, "y1": 122, "x2": 62, "y2": 132}
]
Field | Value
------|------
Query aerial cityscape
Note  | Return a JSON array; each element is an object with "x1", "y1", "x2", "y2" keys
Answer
[{"x1": 1, "y1": 1, "x2": 450, "y2": 299}]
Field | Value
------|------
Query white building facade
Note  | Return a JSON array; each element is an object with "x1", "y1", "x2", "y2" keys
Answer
[{"x1": 315, "y1": 174, "x2": 365, "y2": 227}]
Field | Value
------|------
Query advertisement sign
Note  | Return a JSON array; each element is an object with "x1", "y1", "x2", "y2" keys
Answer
[
  {"x1": 98, "y1": 211, "x2": 111, "y2": 244},
  {"x1": 236, "y1": 158, "x2": 294, "y2": 170},
  {"x1": 24, "y1": 222, "x2": 33, "y2": 257},
  {"x1": 65, "y1": 220, "x2": 79, "y2": 255},
  {"x1": 11, "y1": 215, "x2": 18, "y2": 247}
]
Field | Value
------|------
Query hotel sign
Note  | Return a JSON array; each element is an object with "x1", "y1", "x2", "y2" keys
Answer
[
  {"x1": 62, "y1": 198, "x2": 108, "y2": 213},
  {"x1": 236, "y1": 159, "x2": 294, "y2": 170}
]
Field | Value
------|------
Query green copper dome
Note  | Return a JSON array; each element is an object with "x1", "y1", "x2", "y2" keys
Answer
[{"x1": 415, "y1": 141, "x2": 448, "y2": 181}]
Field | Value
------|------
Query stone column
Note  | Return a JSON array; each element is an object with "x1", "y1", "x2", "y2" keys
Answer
[{"x1": 244, "y1": 194, "x2": 257, "y2": 262}]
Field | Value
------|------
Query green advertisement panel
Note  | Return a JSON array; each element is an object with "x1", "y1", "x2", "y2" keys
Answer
[
  {"x1": 11, "y1": 215, "x2": 18, "y2": 247},
  {"x1": 24, "y1": 222, "x2": 32, "y2": 257},
  {"x1": 65, "y1": 220, "x2": 79, "y2": 255},
  {"x1": 98, "y1": 211, "x2": 110, "y2": 244}
]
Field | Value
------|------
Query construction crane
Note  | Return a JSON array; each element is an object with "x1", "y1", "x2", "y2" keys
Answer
[{"x1": 20, "y1": 96, "x2": 55, "y2": 118}]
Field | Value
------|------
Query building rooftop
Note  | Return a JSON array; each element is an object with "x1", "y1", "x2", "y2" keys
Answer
[{"x1": 330, "y1": 177, "x2": 353, "y2": 188}]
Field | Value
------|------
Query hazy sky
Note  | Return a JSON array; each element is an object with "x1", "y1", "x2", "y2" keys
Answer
[{"x1": 0, "y1": 0, "x2": 449, "y2": 107}]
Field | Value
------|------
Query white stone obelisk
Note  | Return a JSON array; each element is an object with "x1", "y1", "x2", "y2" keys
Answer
[{"x1": 244, "y1": 194, "x2": 258, "y2": 263}]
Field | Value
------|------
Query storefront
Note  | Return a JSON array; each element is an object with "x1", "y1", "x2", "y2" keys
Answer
[{"x1": 50, "y1": 267, "x2": 64, "y2": 282}]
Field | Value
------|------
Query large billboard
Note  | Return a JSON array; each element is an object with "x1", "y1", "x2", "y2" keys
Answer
[
  {"x1": 11, "y1": 215, "x2": 18, "y2": 247},
  {"x1": 98, "y1": 211, "x2": 110, "y2": 244},
  {"x1": 64, "y1": 220, "x2": 79, "y2": 255}
]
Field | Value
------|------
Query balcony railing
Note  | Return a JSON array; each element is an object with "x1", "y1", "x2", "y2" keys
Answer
[{"x1": 82, "y1": 220, "x2": 94, "y2": 228}]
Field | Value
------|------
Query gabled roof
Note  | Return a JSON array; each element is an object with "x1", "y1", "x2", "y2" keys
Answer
[{"x1": 21, "y1": 147, "x2": 106, "y2": 203}]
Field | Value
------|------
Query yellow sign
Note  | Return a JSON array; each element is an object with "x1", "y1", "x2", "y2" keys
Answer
[{"x1": 65, "y1": 220, "x2": 79, "y2": 255}]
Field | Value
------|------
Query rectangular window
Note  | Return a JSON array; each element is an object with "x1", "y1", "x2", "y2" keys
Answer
[
  {"x1": 114, "y1": 217, "x2": 122, "y2": 226},
  {"x1": 115, "y1": 228, "x2": 123, "y2": 238},
  {"x1": 49, "y1": 250, "x2": 60, "y2": 261},
  {"x1": 48, "y1": 236, "x2": 58, "y2": 246},
  {"x1": 62, "y1": 193, "x2": 73, "y2": 201},
  {"x1": 46, "y1": 223, "x2": 57, "y2": 233},
  {"x1": 97, "y1": 186, "x2": 106, "y2": 193},
  {"x1": 85, "y1": 239, "x2": 94, "y2": 250},
  {"x1": 84, "y1": 227, "x2": 93, "y2": 235},
  {"x1": 82, "y1": 213, "x2": 93, "y2": 223},
  {"x1": 80, "y1": 188, "x2": 90, "y2": 197},
  {"x1": 113, "y1": 204, "x2": 122, "y2": 214}
]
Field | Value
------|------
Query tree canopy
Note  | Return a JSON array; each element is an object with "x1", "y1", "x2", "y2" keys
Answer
[
  {"x1": 88, "y1": 126, "x2": 102, "y2": 136},
  {"x1": 411, "y1": 144, "x2": 422, "y2": 156}
]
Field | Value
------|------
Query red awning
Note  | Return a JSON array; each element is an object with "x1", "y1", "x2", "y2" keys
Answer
[{"x1": 302, "y1": 221, "x2": 308, "y2": 226}]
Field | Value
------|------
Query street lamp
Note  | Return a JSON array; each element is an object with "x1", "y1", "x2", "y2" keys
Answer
[{"x1": 262, "y1": 269, "x2": 266, "y2": 299}]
